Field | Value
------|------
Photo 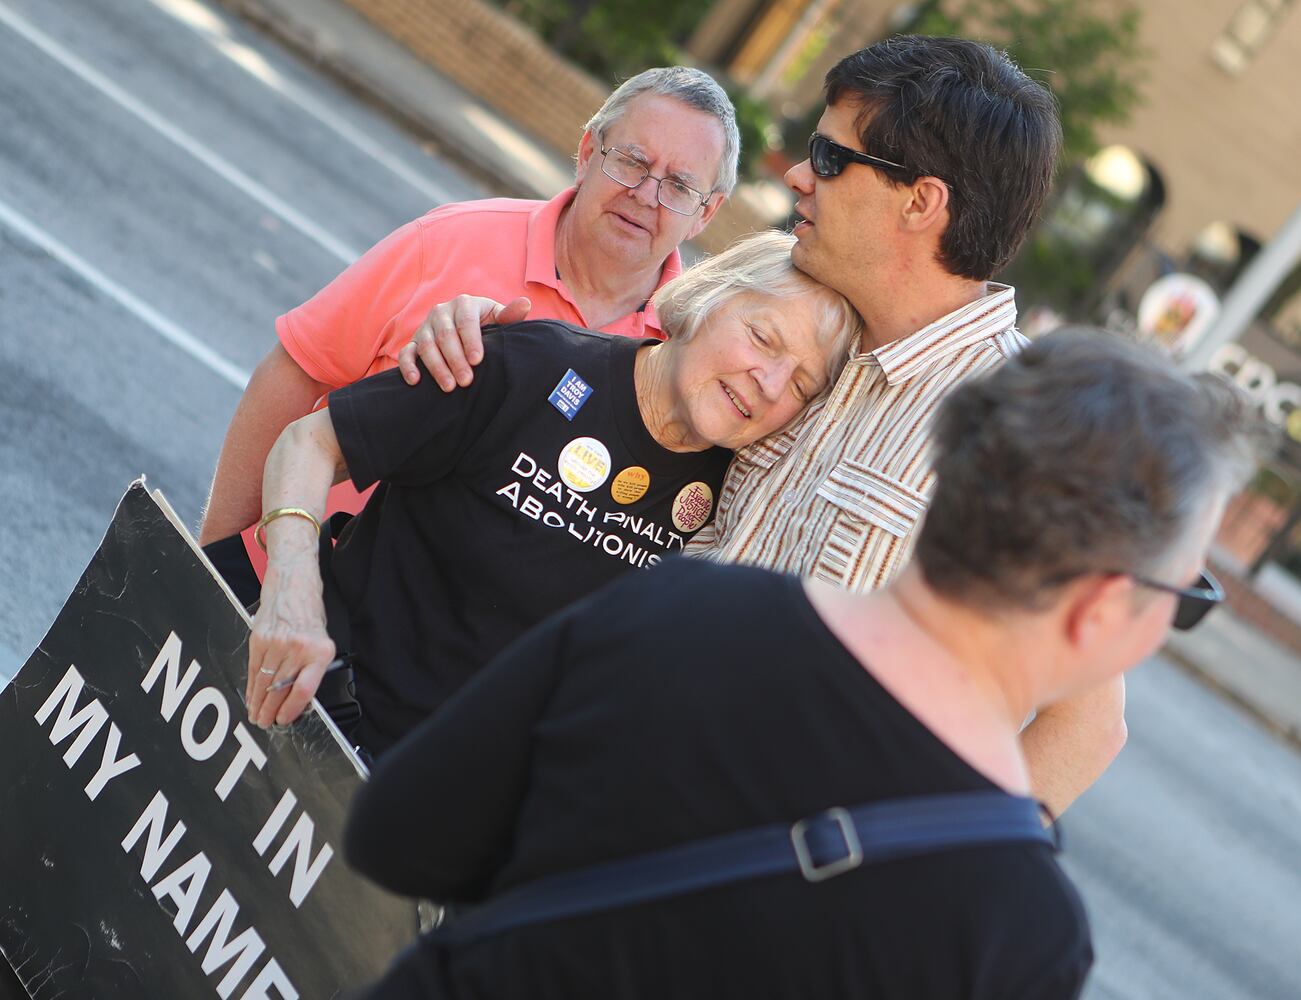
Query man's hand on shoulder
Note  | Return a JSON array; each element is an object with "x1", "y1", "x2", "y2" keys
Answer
[{"x1": 400, "y1": 295, "x2": 532, "y2": 391}]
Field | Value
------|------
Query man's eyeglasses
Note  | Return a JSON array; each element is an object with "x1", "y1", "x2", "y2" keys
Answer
[
  {"x1": 808, "y1": 133, "x2": 911, "y2": 180},
  {"x1": 599, "y1": 146, "x2": 711, "y2": 216},
  {"x1": 1126, "y1": 569, "x2": 1225, "y2": 632}
]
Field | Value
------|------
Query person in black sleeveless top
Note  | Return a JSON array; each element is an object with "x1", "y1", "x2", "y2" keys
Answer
[{"x1": 345, "y1": 328, "x2": 1254, "y2": 998}]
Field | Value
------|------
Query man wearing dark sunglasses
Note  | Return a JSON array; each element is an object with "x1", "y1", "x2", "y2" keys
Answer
[{"x1": 687, "y1": 36, "x2": 1132, "y2": 821}]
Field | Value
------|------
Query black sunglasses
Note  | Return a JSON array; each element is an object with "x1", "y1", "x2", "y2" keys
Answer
[
  {"x1": 1127, "y1": 569, "x2": 1225, "y2": 632},
  {"x1": 808, "y1": 133, "x2": 911, "y2": 179}
]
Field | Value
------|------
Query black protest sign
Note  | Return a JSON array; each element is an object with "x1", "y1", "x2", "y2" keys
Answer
[{"x1": 0, "y1": 482, "x2": 415, "y2": 998}]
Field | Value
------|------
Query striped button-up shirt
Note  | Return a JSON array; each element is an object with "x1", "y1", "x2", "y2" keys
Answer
[{"x1": 687, "y1": 284, "x2": 1026, "y2": 593}]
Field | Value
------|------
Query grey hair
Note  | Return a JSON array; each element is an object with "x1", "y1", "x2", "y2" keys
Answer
[
  {"x1": 584, "y1": 66, "x2": 741, "y2": 196},
  {"x1": 652, "y1": 230, "x2": 862, "y2": 385},
  {"x1": 916, "y1": 328, "x2": 1259, "y2": 613}
]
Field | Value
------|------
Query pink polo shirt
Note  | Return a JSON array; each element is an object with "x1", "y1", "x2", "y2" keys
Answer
[{"x1": 242, "y1": 188, "x2": 683, "y2": 577}]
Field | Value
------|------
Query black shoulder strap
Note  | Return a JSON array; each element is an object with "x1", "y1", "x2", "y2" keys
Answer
[{"x1": 436, "y1": 791, "x2": 1052, "y2": 945}]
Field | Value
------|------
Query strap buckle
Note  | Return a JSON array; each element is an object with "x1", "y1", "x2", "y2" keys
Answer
[{"x1": 790, "y1": 807, "x2": 863, "y2": 882}]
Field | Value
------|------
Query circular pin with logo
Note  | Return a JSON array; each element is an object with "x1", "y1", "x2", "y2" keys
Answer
[
  {"x1": 557, "y1": 437, "x2": 612, "y2": 493},
  {"x1": 610, "y1": 466, "x2": 651, "y2": 505},
  {"x1": 671, "y1": 481, "x2": 714, "y2": 533}
]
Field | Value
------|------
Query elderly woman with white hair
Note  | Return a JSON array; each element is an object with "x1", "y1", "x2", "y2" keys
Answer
[{"x1": 244, "y1": 231, "x2": 860, "y2": 757}]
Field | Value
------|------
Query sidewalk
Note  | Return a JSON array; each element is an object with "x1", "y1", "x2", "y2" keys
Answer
[
  {"x1": 1163, "y1": 596, "x2": 1301, "y2": 747},
  {"x1": 219, "y1": 0, "x2": 574, "y2": 199},
  {"x1": 1161, "y1": 554, "x2": 1301, "y2": 746}
]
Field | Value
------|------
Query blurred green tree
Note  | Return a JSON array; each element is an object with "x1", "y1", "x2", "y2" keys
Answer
[
  {"x1": 902, "y1": 1, "x2": 1150, "y2": 316},
  {"x1": 909, "y1": 0, "x2": 1146, "y2": 166},
  {"x1": 496, "y1": 0, "x2": 1144, "y2": 184},
  {"x1": 500, "y1": 0, "x2": 773, "y2": 176},
  {"x1": 503, "y1": 0, "x2": 707, "y2": 83}
]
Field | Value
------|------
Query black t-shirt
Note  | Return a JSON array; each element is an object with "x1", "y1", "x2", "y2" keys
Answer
[
  {"x1": 327, "y1": 321, "x2": 730, "y2": 754},
  {"x1": 345, "y1": 560, "x2": 1093, "y2": 1000}
]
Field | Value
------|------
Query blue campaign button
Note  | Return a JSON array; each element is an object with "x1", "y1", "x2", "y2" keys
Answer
[{"x1": 548, "y1": 368, "x2": 593, "y2": 421}]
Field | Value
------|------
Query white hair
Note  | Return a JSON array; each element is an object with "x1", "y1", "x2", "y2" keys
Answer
[
  {"x1": 584, "y1": 66, "x2": 741, "y2": 195},
  {"x1": 653, "y1": 230, "x2": 862, "y2": 384}
]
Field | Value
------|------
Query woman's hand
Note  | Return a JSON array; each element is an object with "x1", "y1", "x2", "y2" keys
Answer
[{"x1": 246, "y1": 544, "x2": 335, "y2": 729}]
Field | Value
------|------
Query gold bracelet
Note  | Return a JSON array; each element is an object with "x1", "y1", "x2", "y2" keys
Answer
[{"x1": 254, "y1": 507, "x2": 322, "y2": 552}]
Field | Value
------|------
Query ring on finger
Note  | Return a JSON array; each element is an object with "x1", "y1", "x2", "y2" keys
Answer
[{"x1": 259, "y1": 667, "x2": 276, "y2": 676}]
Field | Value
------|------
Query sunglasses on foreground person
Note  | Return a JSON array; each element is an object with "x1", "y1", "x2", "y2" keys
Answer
[{"x1": 1125, "y1": 569, "x2": 1224, "y2": 630}]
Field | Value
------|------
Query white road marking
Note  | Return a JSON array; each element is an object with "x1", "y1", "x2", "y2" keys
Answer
[
  {"x1": 0, "y1": 0, "x2": 360, "y2": 265},
  {"x1": 146, "y1": 0, "x2": 458, "y2": 205},
  {"x1": 0, "y1": 196, "x2": 250, "y2": 390}
]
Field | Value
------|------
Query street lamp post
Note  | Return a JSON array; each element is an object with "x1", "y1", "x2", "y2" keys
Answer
[
  {"x1": 1184, "y1": 200, "x2": 1301, "y2": 582},
  {"x1": 1183, "y1": 200, "x2": 1301, "y2": 373}
]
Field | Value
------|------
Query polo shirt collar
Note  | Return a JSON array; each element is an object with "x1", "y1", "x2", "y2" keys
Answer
[
  {"x1": 524, "y1": 188, "x2": 578, "y2": 292},
  {"x1": 866, "y1": 283, "x2": 1018, "y2": 386},
  {"x1": 526, "y1": 187, "x2": 685, "y2": 330},
  {"x1": 644, "y1": 248, "x2": 683, "y2": 329}
]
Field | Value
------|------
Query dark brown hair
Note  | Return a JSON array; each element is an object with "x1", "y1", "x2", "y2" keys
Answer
[
  {"x1": 825, "y1": 36, "x2": 1062, "y2": 280},
  {"x1": 916, "y1": 328, "x2": 1256, "y2": 610}
]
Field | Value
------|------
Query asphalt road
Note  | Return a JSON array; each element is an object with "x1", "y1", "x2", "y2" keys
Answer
[
  {"x1": 0, "y1": 0, "x2": 481, "y2": 675},
  {"x1": 1, "y1": 1, "x2": 1299, "y2": 997}
]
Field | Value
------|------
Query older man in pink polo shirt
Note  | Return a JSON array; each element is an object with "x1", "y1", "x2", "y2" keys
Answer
[{"x1": 198, "y1": 66, "x2": 738, "y2": 598}]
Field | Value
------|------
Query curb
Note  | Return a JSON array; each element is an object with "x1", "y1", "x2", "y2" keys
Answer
[
  {"x1": 215, "y1": 0, "x2": 567, "y2": 200},
  {"x1": 1161, "y1": 640, "x2": 1301, "y2": 752}
]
